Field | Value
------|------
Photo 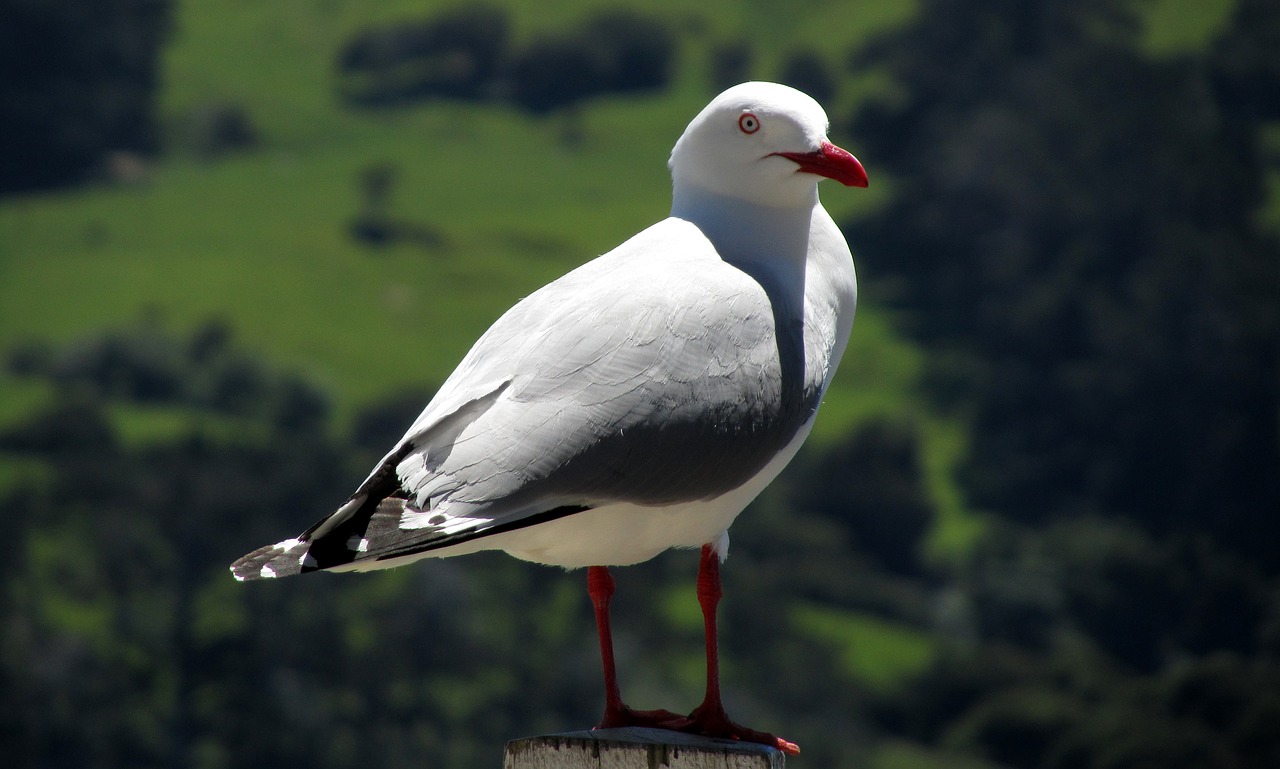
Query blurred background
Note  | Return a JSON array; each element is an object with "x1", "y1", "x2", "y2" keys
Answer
[{"x1": 1, "y1": 0, "x2": 1277, "y2": 767}]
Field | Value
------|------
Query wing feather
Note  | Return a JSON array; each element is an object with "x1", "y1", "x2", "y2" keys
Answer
[{"x1": 230, "y1": 218, "x2": 823, "y2": 579}]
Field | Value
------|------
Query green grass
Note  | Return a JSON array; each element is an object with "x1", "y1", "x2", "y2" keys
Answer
[
  {"x1": 919, "y1": 419, "x2": 988, "y2": 563},
  {"x1": 791, "y1": 603, "x2": 938, "y2": 693},
  {"x1": 25, "y1": 522, "x2": 120, "y2": 652},
  {"x1": 1141, "y1": 0, "x2": 1237, "y2": 54},
  {"x1": 105, "y1": 403, "x2": 290, "y2": 447}
]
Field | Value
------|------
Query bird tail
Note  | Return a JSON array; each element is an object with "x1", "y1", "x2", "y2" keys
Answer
[
  {"x1": 229, "y1": 493, "x2": 411, "y2": 581},
  {"x1": 229, "y1": 536, "x2": 313, "y2": 581}
]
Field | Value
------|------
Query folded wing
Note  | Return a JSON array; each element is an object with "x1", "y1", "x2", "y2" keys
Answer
[{"x1": 230, "y1": 219, "x2": 821, "y2": 580}]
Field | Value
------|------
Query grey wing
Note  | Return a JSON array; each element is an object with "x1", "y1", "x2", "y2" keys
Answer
[{"x1": 230, "y1": 222, "x2": 820, "y2": 580}]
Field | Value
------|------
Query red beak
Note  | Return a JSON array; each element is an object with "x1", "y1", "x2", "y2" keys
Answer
[{"x1": 771, "y1": 141, "x2": 869, "y2": 188}]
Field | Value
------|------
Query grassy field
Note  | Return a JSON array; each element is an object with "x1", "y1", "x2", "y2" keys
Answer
[
  {"x1": 1, "y1": 0, "x2": 1237, "y2": 403},
  {"x1": 1, "y1": 0, "x2": 916, "y2": 424}
]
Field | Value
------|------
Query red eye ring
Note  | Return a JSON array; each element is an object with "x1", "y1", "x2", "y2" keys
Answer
[{"x1": 738, "y1": 112, "x2": 760, "y2": 134}]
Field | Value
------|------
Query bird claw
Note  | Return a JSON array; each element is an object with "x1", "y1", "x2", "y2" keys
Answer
[
  {"x1": 677, "y1": 703, "x2": 801, "y2": 755},
  {"x1": 595, "y1": 704, "x2": 688, "y2": 731},
  {"x1": 594, "y1": 704, "x2": 798, "y2": 755}
]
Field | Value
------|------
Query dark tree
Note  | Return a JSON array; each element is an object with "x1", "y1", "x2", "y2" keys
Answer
[
  {"x1": 336, "y1": 5, "x2": 510, "y2": 106},
  {"x1": 1208, "y1": 0, "x2": 1280, "y2": 121},
  {"x1": 507, "y1": 9, "x2": 676, "y2": 113},
  {"x1": 579, "y1": 9, "x2": 677, "y2": 94},
  {"x1": 507, "y1": 35, "x2": 604, "y2": 114},
  {"x1": 778, "y1": 49, "x2": 836, "y2": 107},
  {"x1": 709, "y1": 39, "x2": 754, "y2": 91},
  {"x1": 792, "y1": 419, "x2": 935, "y2": 575},
  {"x1": 849, "y1": 0, "x2": 1280, "y2": 567},
  {"x1": 0, "y1": 0, "x2": 171, "y2": 194}
]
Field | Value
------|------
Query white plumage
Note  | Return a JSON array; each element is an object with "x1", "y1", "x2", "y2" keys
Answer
[
  {"x1": 232, "y1": 82, "x2": 865, "y2": 581},
  {"x1": 231, "y1": 80, "x2": 868, "y2": 755}
]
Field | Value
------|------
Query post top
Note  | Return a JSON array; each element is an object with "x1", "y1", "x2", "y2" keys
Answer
[{"x1": 504, "y1": 727, "x2": 786, "y2": 769}]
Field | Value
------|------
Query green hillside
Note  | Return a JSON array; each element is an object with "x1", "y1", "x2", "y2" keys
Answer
[
  {"x1": 2, "y1": 0, "x2": 914, "y2": 425},
  {"x1": 0, "y1": 0, "x2": 1247, "y2": 423}
]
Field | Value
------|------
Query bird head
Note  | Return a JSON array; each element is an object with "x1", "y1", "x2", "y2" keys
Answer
[{"x1": 669, "y1": 81, "x2": 868, "y2": 210}]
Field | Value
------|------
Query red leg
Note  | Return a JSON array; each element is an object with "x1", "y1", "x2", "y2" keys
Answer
[
  {"x1": 588, "y1": 565, "x2": 683, "y2": 729},
  {"x1": 681, "y1": 545, "x2": 800, "y2": 755}
]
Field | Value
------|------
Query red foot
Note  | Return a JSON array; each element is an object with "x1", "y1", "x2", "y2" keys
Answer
[
  {"x1": 678, "y1": 701, "x2": 800, "y2": 755},
  {"x1": 586, "y1": 551, "x2": 799, "y2": 757},
  {"x1": 595, "y1": 704, "x2": 799, "y2": 755}
]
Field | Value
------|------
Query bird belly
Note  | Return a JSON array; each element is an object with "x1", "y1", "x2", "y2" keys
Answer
[{"x1": 488, "y1": 412, "x2": 819, "y2": 568}]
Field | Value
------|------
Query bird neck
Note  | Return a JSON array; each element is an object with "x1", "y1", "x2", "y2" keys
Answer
[{"x1": 670, "y1": 184, "x2": 819, "y2": 275}]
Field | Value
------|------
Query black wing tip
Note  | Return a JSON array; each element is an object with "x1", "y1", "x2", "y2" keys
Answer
[
  {"x1": 229, "y1": 537, "x2": 313, "y2": 582},
  {"x1": 229, "y1": 502, "x2": 599, "y2": 582}
]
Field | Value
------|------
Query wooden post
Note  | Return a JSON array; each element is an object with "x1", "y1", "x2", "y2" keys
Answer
[{"x1": 503, "y1": 727, "x2": 785, "y2": 769}]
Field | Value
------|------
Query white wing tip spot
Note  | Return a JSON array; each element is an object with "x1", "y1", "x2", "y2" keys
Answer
[
  {"x1": 345, "y1": 535, "x2": 370, "y2": 553},
  {"x1": 273, "y1": 538, "x2": 304, "y2": 552},
  {"x1": 260, "y1": 564, "x2": 277, "y2": 579}
]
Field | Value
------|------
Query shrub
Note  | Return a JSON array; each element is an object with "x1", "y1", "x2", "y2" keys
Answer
[
  {"x1": 507, "y1": 36, "x2": 603, "y2": 113},
  {"x1": 944, "y1": 687, "x2": 1084, "y2": 768},
  {"x1": 334, "y1": 7, "x2": 676, "y2": 114},
  {"x1": 179, "y1": 101, "x2": 258, "y2": 158},
  {"x1": 507, "y1": 9, "x2": 676, "y2": 113},
  {"x1": 779, "y1": 49, "x2": 836, "y2": 105},
  {"x1": 0, "y1": 0, "x2": 172, "y2": 194},
  {"x1": 709, "y1": 39, "x2": 753, "y2": 91},
  {"x1": 580, "y1": 9, "x2": 677, "y2": 93},
  {"x1": 792, "y1": 418, "x2": 935, "y2": 575},
  {"x1": 336, "y1": 5, "x2": 510, "y2": 106}
]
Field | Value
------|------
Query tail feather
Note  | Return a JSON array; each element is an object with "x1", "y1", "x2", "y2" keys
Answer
[
  {"x1": 230, "y1": 440, "x2": 417, "y2": 582},
  {"x1": 229, "y1": 495, "x2": 410, "y2": 581},
  {"x1": 230, "y1": 537, "x2": 313, "y2": 581},
  {"x1": 229, "y1": 494, "x2": 594, "y2": 581}
]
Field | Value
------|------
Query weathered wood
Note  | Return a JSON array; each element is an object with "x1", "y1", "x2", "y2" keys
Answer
[{"x1": 503, "y1": 728, "x2": 785, "y2": 769}]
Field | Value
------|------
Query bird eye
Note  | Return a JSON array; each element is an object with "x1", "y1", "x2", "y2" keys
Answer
[{"x1": 738, "y1": 113, "x2": 760, "y2": 134}]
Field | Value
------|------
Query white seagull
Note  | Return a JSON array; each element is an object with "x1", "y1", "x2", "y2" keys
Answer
[{"x1": 231, "y1": 81, "x2": 868, "y2": 754}]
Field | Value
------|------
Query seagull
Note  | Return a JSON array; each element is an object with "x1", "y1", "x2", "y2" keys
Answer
[{"x1": 231, "y1": 81, "x2": 867, "y2": 755}]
